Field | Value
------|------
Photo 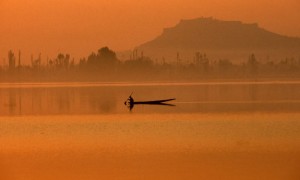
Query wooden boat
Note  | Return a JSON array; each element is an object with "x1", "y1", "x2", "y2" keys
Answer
[
  {"x1": 133, "y1": 98, "x2": 176, "y2": 105},
  {"x1": 124, "y1": 96, "x2": 175, "y2": 110}
]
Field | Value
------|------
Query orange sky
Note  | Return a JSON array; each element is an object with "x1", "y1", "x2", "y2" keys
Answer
[{"x1": 0, "y1": 0, "x2": 300, "y2": 62}]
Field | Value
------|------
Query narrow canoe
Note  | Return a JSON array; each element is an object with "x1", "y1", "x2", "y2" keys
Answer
[{"x1": 133, "y1": 98, "x2": 176, "y2": 104}]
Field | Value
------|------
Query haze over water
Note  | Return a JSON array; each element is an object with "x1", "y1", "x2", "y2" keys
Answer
[
  {"x1": 1, "y1": 82, "x2": 300, "y2": 180},
  {"x1": 1, "y1": 0, "x2": 300, "y2": 179}
]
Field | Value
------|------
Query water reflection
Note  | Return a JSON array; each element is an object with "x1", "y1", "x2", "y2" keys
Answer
[
  {"x1": 8, "y1": 90, "x2": 17, "y2": 115},
  {"x1": 86, "y1": 88, "x2": 117, "y2": 113},
  {"x1": 1, "y1": 86, "x2": 118, "y2": 115},
  {"x1": 0, "y1": 82, "x2": 300, "y2": 115}
]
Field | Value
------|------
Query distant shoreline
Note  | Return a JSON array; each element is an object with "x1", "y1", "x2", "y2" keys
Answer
[{"x1": 1, "y1": 78, "x2": 300, "y2": 85}]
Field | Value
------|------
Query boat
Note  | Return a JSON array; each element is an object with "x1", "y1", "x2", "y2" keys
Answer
[
  {"x1": 133, "y1": 98, "x2": 176, "y2": 104},
  {"x1": 124, "y1": 95, "x2": 175, "y2": 110}
]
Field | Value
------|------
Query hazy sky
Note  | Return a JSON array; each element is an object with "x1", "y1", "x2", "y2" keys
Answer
[{"x1": 1, "y1": 0, "x2": 299, "y2": 62}]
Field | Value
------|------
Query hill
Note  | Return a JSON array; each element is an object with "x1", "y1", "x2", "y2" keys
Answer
[{"x1": 136, "y1": 17, "x2": 300, "y2": 62}]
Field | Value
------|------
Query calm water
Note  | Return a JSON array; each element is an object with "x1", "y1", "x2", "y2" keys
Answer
[
  {"x1": 0, "y1": 81, "x2": 300, "y2": 180},
  {"x1": 1, "y1": 81, "x2": 300, "y2": 115}
]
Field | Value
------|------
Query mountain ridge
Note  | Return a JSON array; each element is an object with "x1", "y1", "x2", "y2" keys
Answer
[{"x1": 136, "y1": 17, "x2": 300, "y2": 61}]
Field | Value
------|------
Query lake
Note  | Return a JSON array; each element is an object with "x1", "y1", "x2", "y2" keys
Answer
[{"x1": 0, "y1": 81, "x2": 300, "y2": 180}]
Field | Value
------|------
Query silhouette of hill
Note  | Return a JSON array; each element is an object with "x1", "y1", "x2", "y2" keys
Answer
[{"x1": 137, "y1": 17, "x2": 300, "y2": 62}]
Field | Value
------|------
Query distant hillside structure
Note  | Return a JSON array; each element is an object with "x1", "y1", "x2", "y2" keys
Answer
[{"x1": 137, "y1": 17, "x2": 300, "y2": 63}]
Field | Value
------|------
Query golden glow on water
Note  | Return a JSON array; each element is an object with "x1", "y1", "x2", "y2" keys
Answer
[
  {"x1": 1, "y1": 113, "x2": 300, "y2": 153},
  {"x1": 1, "y1": 113, "x2": 300, "y2": 180},
  {"x1": 1, "y1": 82, "x2": 300, "y2": 179}
]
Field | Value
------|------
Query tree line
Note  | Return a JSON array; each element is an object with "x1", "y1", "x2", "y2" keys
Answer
[{"x1": 1, "y1": 47, "x2": 300, "y2": 81}]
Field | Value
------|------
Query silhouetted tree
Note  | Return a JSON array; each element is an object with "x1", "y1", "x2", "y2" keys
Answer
[
  {"x1": 194, "y1": 52, "x2": 209, "y2": 72},
  {"x1": 247, "y1": 53, "x2": 258, "y2": 74},
  {"x1": 86, "y1": 52, "x2": 97, "y2": 67},
  {"x1": 124, "y1": 56, "x2": 154, "y2": 70},
  {"x1": 79, "y1": 58, "x2": 87, "y2": 70},
  {"x1": 31, "y1": 54, "x2": 41, "y2": 70},
  {"x1": 97, "y1": 47, "x2": 117, "y2": 62},
  {"x1": 8, "y1": 50, "x2": 15, "y2": 71},
  {"x1": 55, "y1": 53, "x2": 70, "y2": 69},
  {"x1": 218, "y1": 59, "x2": 233, "y2": 72},
  {"x1": 86, "y1": 47, "x2": 118, "y2": 71}
]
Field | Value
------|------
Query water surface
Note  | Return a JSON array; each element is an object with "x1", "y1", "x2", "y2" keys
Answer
[
  {"x1": 0, "y1": 81, "x2": 300, "y2": 180},
  {"x1": 1, "y1": 81, "x2": 300, "y2": 115}
]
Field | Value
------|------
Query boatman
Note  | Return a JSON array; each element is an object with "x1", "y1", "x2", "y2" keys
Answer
[
  {"x1": 124, "y1": 95, "x2": 134, "y2": 106},
  {"x1": 128, "y1": 95, "x2": 134, "y2": 105}
]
